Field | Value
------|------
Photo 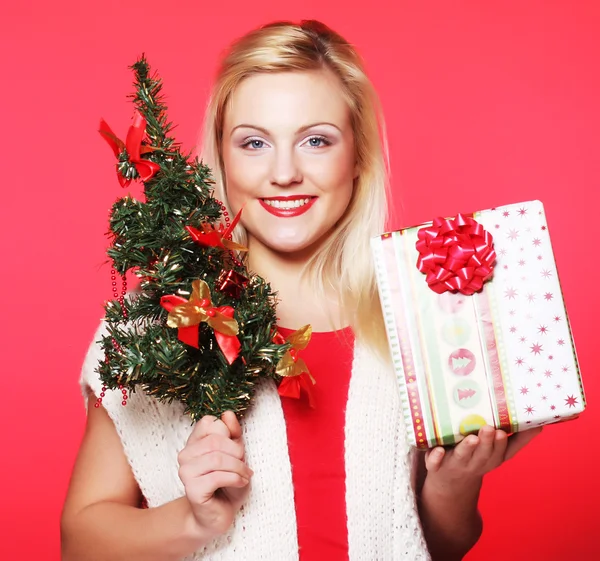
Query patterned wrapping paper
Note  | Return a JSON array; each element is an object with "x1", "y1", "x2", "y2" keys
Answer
[{"x1": 371, "y1": 200, "x2": 586, "y2": 449}]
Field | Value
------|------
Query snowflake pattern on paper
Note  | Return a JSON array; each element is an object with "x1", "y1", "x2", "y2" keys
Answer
[{"x1": 475, "y1": 201, "x2": 584, "y2": 428}]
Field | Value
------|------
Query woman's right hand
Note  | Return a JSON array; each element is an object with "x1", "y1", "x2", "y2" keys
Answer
[{"x1": 177, "y1": 411, "x2": 253, "y2": 539}]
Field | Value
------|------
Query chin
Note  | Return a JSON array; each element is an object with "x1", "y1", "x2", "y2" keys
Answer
[
  {"x1": 265, "y1": 238, "x2": 316, "y2": 255},
  {"x1": 256, "y1": 228, "x2": 333, "y2": 256}
]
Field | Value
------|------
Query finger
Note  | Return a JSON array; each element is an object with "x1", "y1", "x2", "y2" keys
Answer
[
  {"x1": 179, "y1": 451, "x2": 253, "y2": 481},
  {"x1": 221, "y1": 411, "x2": 242, "y2": 441},
  {"x1": 178, "y1": 433, "x2": 245, "y2": 465},
  {"x1": 452, "y1": 435, "x2": 479, "y2": 464},
  {"x1": 505, "y1": 427, "x2": 543, "y2": 462},
  {"x1": 470, "y1": 425, "x2": 496, "y2": 467},
  {"x1": 187, "y1": 472, "x2": 250, "y2": 505},
  {"x1": 202, "y1": 471, "x2": 250, "y2": 494},
  {"x1": 425, "y1": 447, "x2": 445, "y2": 473},
  {"x1": 487, "y1": 430, "x2": 509, "y2": 468},
  {"x1": 188, "y1": 415, "x2": 232, "y2": 443}
]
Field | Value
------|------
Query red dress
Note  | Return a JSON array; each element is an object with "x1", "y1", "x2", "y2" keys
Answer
[{"x1": 278, "y1": 326, "x2": 355, "y2": 561}]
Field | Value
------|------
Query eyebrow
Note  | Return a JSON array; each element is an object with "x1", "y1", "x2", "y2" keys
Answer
[{"x1": 230, "y1": 122, "x2": 342, "y2": 135}]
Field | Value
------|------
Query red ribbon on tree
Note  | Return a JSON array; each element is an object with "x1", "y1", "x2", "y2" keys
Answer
[
  {"x1": 273, "y1": 326, "x2": 315, "y2": 408},
  {"x1": 99, "y1": 110, "x2": 160, "y2": 187},
  {"x1": 415, "y1": 214, "x2": 496, "y2": 295},
  {"x1": 160, "y1": 280, "x2": 241, "y2": 365},
  {"x1": 185, "y1": 208, "x2": 248, "y2": 252}
]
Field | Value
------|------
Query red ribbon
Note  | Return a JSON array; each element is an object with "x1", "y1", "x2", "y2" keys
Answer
[
  {"x1": 272, "y1": 331, "x2": 286, "y2": 347},
  {"x1": 160, "y1": 295, "x2": 241, "y2": 365},
  {"x1": 99, "y1": 110, "x2": 160, "y2": 187},
  {"x1": 415, "y1": 214, "x2": 496, "y2": 295},
  {"x1": 185, "y1": 208, "x2": 246, "y2": 251},
  {"x1": 273, "y1": 331, "x2": 315, "y2": 408},
  {"x1": 277, "y1": 374, "x2": 316, "y2": 408}
]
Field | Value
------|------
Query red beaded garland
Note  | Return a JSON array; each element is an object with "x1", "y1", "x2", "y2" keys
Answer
[
  {"x1": 110, "y1": 268, "x2": 128, "y2": 319},
  {"x1": 95, "y1": 385, "x2": 108, "y2": 408},
  {"x1": 215, "y1": 199, "x2": 243, "y2": 269},
  {"x1": 95, "y1": 384, "x2": 128, "y2": 408}
]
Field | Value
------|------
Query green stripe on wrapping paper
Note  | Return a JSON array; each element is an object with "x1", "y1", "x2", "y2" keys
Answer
[
  {"x1": 391, "y1": 232, "x2": 438, "y2": 447},
  {"x1": 399, "y1": 230, "x2": 456, "y2": 447},
  {"x1": 409, "y1": 234, "x2": 456, "y2": 446},
  {"x1": 471, "y1": 293, "x2": 501, "y2": 428}
]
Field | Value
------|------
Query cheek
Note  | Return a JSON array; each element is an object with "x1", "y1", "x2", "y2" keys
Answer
[
  {"x1": 223, "y1": 151, "x2": 266, "y2": 209},
  {"x1": 308, "y1": 148, "x2": 355, "y2": 196}
]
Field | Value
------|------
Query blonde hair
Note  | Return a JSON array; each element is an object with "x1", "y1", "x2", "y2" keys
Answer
[{"x1": 200, "y1": 20, "x2": 391, "y2": 359}]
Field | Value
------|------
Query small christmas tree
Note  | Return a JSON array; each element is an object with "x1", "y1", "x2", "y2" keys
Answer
[{"x1": 96, "y1": 55, "x2": 292, "y2": 421}]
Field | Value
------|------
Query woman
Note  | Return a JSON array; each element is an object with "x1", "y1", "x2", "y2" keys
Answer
[{"x1": 61, "y1": 20, "x2": 540, "y2": 561}]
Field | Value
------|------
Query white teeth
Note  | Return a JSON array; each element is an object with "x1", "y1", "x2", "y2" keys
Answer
[{"x1": 264, "y1": 198, "x2": 311, "y2": 209}]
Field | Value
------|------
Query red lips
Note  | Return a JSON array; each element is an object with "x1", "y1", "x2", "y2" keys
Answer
[{"x1": 259, "y1": 196, "x2": 316, "y2": 218}]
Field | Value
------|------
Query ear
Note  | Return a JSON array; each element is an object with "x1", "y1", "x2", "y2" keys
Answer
[{"x1": 353, "y1": 160, "x2": 360, "y2": 180}]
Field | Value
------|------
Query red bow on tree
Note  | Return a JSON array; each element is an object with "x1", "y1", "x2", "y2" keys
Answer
[
  {"x1": 99, "y1": 110, "x2": 160, "y2": 187},
  {"x1": 274, "y1": 325, "x2": 315, "y2": 408},
  {"x1": 185, "y1": 208, "x2": 248, "y2": 252},
  {"x1": 160, "y1": 280, "x2": 241, "y2": 365}
]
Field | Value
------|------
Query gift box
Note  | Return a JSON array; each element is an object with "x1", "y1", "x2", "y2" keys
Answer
[{"x1": 371, "y1": 200, "x2": 586, "y2": 449}]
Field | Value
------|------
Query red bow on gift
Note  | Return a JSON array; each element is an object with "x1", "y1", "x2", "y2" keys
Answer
[
  {"x1": 99, "y1": 110, "x2": 160, "y2": 187},
  {"x1": 185, "y1": 208, "x2": 248, "y2": 252},
  {"x1": 160, "y1": 279, "x2": 241, "y2": 365},
  {"x1": 274, "y1": 325, "x2": 315, "y2": 408},
  {"x1": 416, "y1": 214, "x2": 496, "y2": 295}
]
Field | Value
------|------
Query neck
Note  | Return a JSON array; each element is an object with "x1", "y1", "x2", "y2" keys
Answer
[
  {"x1": 247, "y1": 238, "x2": 311, "y2": 291},
  {"x1": 247, "y1": 236, "x2": 347, "y2": 332}
]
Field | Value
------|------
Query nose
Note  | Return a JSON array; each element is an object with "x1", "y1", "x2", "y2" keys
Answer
[{"x1": 270, "y1": 146, "x2": 302, "y2": 187}]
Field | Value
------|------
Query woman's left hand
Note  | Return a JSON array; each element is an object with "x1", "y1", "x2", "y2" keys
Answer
[{"x1": 424, "y1": 425, "x2": 543, "y2": 489}]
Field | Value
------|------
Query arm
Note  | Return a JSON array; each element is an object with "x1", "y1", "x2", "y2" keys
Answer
[
  {"x1": 415, "y1": 425, "x2": 542, "y2": 561},
  {"x1": 61, "y1": 399, "x2": 252, "y2": 561},
  {"x1": 61, "y1": 397, "x2": 209, "y2": 561}
]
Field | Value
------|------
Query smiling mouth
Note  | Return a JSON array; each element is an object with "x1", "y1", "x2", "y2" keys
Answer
[
  {"x1": 262, "y1": 197, "x2": 313, "y2": 209},
  {"x1": 259, "y1": 196, "x2": 317, "y2": 217}
]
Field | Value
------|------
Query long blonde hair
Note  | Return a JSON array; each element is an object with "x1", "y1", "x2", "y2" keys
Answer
[{"x1": 200, "y1": 20, "x2": 391, "y2": 358}]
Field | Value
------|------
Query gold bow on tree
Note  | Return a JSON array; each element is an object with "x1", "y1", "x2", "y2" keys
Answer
[
  {"x1": 274, "y1": 325, "x2": 316, "y2": 408},
  {"x1": 160, "y1": 279, "x2": 241, "y2": 364}
]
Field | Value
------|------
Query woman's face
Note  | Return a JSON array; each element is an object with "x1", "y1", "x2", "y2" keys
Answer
[{"x1": 221, "y1": 69, "x2": 356, "y2": 256}]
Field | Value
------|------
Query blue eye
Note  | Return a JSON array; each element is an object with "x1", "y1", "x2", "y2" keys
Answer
[
  {"x1": 242, "y1": 138, "x2": 266, "y2": 149},
  {"x1": 306, "y1": 136, "x2": 330, "y2": 147}
]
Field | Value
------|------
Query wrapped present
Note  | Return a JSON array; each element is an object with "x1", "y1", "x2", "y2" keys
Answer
[{"x1": 371, "y1": 200, "x2": 586, "y2": 449}]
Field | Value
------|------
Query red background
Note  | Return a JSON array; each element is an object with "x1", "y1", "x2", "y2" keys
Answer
[{"x1": 1, "y1": 1, "x2": 598, "y2": 559}]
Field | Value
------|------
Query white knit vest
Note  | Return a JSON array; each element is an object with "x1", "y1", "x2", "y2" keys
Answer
[{"x1": 81, "y1": 322, "x2": 431, "y2": 560}]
